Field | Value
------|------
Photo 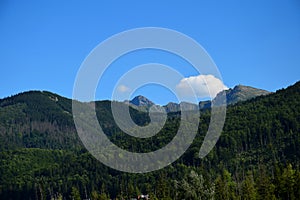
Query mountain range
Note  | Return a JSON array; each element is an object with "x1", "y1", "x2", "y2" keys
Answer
[
  {"x1": 127, "y1": 84, "x2": 270, "y2": 112},
  {"x1": 0, "y1": 82, "x2": 299, "y2": 200},
  {"x1": 0, "y1": 84, "x2": 271, "y2": 150}
]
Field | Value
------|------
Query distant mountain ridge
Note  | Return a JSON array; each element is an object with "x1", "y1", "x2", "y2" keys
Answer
[
  {"x1": 0, "y1": 84, "x2": 271, "y2": 117},
  {"x1": 127, "y1": 84, "x2": 270, "y2": 112},
  {"x1": 0, "y1": 84, "x2": 271, "y2": 148},
  {"x1": 0, "y1": 82, "x2": 296, "y2": 152},
  {"x1": 198, "y1": 84, "x2": 271, "y2": 110},
  {"x1": 223, "y1": 84, "x2": 270, "y2": 104}
]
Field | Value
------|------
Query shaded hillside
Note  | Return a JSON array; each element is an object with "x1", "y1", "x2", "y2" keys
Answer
[
  {"x1": 0, "y1": 91, "x2": 152, "y2": 150},
  {"x1": 0, "y1": 91, "x2": 79, "y2": 149},
  {"x1": 203, "y1": 81, "x2": 300, "y2": 171}
]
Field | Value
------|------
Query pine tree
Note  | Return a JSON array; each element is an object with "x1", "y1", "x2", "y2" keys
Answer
[
  {"x1": 71, "y1": 187, "x2": 81, "y2": 200},
  {"x1": 241, "y1": 172, "x2": 257, "y2": 200}
]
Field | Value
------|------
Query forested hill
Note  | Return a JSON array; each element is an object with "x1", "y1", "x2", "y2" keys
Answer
[
  {"x1": 0, "y1": 91, "x2": 78, "y2": 149},
  {"x1": 0, "y1": 90, "x2": 154, "y2": 150},
  {"x1": 0, "y1": 81, "x2": 299, "y2": 200}
]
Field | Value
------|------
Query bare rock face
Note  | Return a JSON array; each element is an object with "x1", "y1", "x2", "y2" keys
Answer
[
  {"x1": 130, "y1": 95, "x2": 154, "y2": 107},
  {"x1": 217, "y1": 85, "x2": 271, "y2": 105}
]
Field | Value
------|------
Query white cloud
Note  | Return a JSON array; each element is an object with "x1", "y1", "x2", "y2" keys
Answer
[
  {"x1": 176, "y1": 74, "x2": 228, "y2": 99},
  {"x1": 117, "y1": 84, "x2": 131, "y2": 93}
]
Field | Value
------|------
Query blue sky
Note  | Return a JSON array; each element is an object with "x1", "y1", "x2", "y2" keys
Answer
[{"x1": 1, "y1": 0, "x2": 300, "y2": 105}]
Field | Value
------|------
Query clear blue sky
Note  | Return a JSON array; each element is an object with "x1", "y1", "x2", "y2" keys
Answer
[{"x1": 1, "y1": 0, "x2": 300, "y2": 105}]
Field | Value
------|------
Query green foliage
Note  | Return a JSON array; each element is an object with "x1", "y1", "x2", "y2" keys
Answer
[
  {"x1": 241, "y1": 172, "x2": 257, "y2": 200},
  {"x1": 0, "y1": 82, "x2": 299, "y2": 199},
  {"x1": 71, "y1": 187, "x2": 81, "y2": 200},
  {"x1": 215, "y1": 169, "x2": 237, "y2": 200},
  {"x1": 178, "y1": 170, "x2": 214, "y2": 200}
]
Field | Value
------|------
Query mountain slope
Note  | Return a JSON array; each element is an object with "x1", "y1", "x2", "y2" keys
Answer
[
  {"x1": 0, "y1": 91, "x2": 152, "y2": 150},
  {"x1": 212, "y1": 81, "x2": 300, "y2": 167},
  {"x1": 0, "y1": 91, "x2": 79, "y2": 149}
]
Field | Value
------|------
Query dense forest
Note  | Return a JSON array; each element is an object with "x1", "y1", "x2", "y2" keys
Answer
[{"x1": 0, "y1": 81, "x2": 299, "y2": 200}]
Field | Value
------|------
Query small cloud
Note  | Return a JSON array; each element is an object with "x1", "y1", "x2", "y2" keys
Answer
[
  {"x1": 176, "y1": 74, "x2": 228, "y2": 99},
  {"x1": 117, "y1": 84, "x2": 131, "y2": 93}
]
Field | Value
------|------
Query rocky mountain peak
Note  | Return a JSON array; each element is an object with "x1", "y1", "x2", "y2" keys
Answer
[{"x1": 130, "y1": 95, "x2": 155, "y2": 107}]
